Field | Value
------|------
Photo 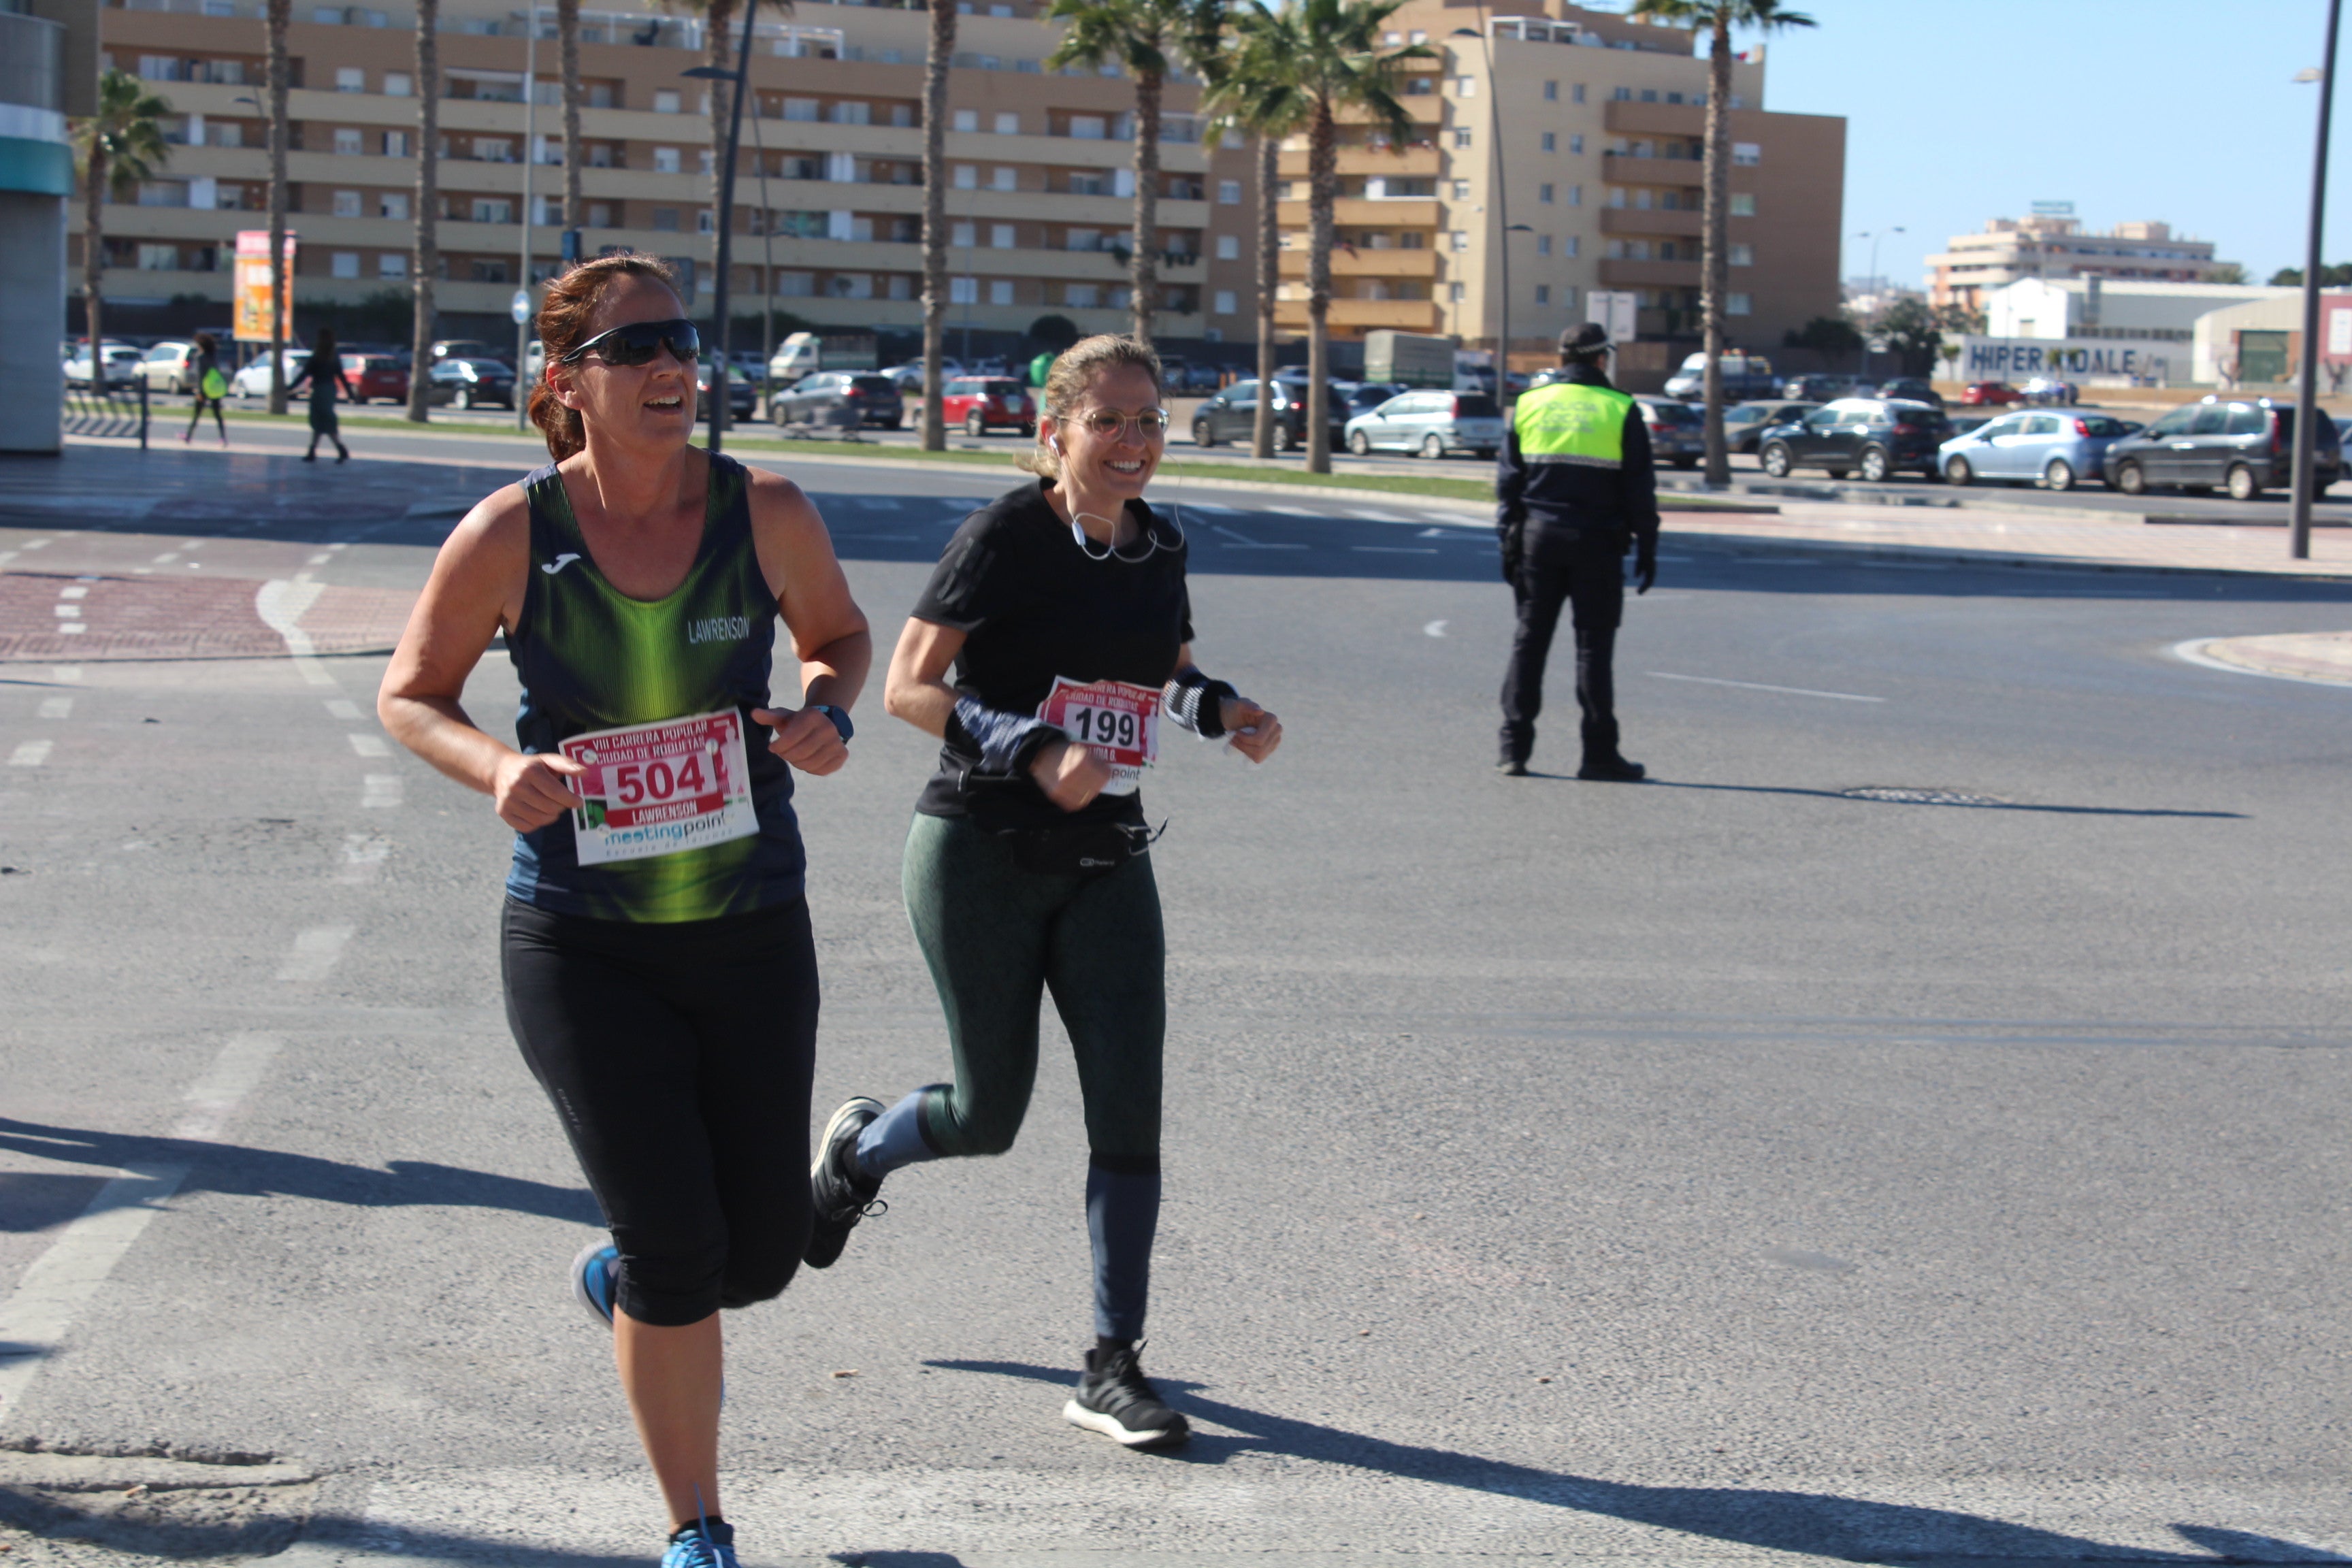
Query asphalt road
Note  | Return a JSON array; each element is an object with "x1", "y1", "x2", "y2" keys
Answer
[{"x1": 3, "y1": 446, "x2": 2350, "y2": 1568}]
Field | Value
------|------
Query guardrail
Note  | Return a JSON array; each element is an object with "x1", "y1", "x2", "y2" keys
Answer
[{"x1": 62, "y1": 382, "x2": 150, "y2": 450}]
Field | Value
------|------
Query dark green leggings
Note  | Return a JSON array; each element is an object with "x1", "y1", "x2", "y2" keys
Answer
[{"x1": 901, "y1": 812, "x2": 1165, "y2": 1162}]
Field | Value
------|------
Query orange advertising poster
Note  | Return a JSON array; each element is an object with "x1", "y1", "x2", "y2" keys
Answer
[{"x1": 233, "y1": 230, "x2": 297, "y2": 343}]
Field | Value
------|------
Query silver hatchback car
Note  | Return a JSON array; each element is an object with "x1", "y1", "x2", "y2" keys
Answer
[
  {"x1": 1343, "y1": 389, "x2": 1505, "y2": 459},
  {"x1": 1938, "y1": 409, "x2": 2138, "y2": 491}
]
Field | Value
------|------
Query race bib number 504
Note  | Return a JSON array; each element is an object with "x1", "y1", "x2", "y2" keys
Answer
[
  {"x1": 558, "y1": 708, "x2": 757, "y2": 866},
  {"x1": 1038, "y1": 676, "x2": 1160, "y2": 797}
]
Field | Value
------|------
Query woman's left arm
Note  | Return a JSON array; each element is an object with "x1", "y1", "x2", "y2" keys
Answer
[
  {"x1": 1171, "y1": 642, "x2": 1283, "y2": 764},
  {"x1": 747, "y1": 468, "x2": 872, "y2": 777}
]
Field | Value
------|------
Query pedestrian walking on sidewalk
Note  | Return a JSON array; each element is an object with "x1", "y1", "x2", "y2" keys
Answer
[
  {"x1": 1494, "y1": 322, "x2": 1659, "y2": 780},
  {"x1": 377, "y1": 252, "x2": 872, "y2": 1568},
  {"x1": 288, "y1": 327, "x2": 357, "y2": 463},
  {"x1": 806, "y1": 334, "x2": 1284, "y2": 1452},
  {"x1": 182, "y1": 330, "x2": 228, "y2": 446}
]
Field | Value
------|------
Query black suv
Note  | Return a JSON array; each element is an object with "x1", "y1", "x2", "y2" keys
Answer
[
  {"x1": 770, "y1": 371, "x2": 902, "y2": 429},
  {"x1": 1874, "y1": 377, "x2": 1944, "y2": 407},
  {"x1": 1756, "y1": 397, "x2": 1953, "y2": 481},
  {"x1": 2101, "y1": 396, "x2": 2342, "y2": 500},
  {"x1": 1190, "y1": 378, "x2": 1345, "y2": 451}
]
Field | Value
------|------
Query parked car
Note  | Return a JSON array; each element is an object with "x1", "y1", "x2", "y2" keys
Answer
[
  {"x1": 770, "y1": 370, "x2": 903, "y2": 429},
  {"x1": 2020, "y1": 376, "x2": 2078, "y2": 405},
  {"x1": 1874, "y1": 377, "x2": 1944, "y2": 407},
  {"x1": 694, "y1": 359, "x2": 760, "y2": 423},
  {"x1": 65, "y1": 341, "x2": 146, "y2": 391},
  {"x1": 882, "y1": 358, "x2": 962, "y2": 391},
  {"x1": 1341, "y1": 382, "x2": 1409, "y2": 422},
  {"x1": 1635, "y1": 395, "x2": 1707, "y2": 469},
  {"x1": 342, "y1": 354, "x2": 408, "y2": 404},
  {"x1": 427, "y1": 357, "x2": 517, "y2": 410},
  {"x1": 1780, "y1": 374, "x2": 1861, "y2": 402},
  {"x1": 941, "y1": 376, "x2": 1034, "y2": 435},
  {"x1": 1721, "y1": 399, "x2": 1821, "y2": 455},
  {"x1": 1174, "y1": 360, "x2": 1226, "y2": 392},
  {"x1": 1190, "y1": 378, "x2": 1346, "y2": 451},
  {"x1": 2101, "y1": 396, "x2": 2341, "y2": 500},
  {"x1": 431, "y1": 338, "x2": 506, "y2": 364},
  {"x1": 230, "y1": 351, "x2": 309, "y2": 398},
  {"x1": 1664, "y1": 352, "x2": 1780, "y2": 402},
  {"x1": 1961, "y1": 380, "x2": 2027, "y2": 408},
  {"x1": 1756, "y1": 397, "x2": 1953, "y2": 481},
  {"x1": 1938, "y1": 410, "x2": 2138, "y2": 491},
  {"x1": 137, "y1": 340, "x2": 200, "y2": 394},
  {"x1": 1343, "y1": 389, "x2": 1504, "y2": 459}
]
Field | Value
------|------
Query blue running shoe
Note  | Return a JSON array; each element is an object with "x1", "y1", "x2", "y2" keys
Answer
[
  {"x1": 571, "y1": 1240, "x2": 619, "y2": 1328},
  {"x1": 661, "y1": 1519, "x2": 736, "y2": 1568}
]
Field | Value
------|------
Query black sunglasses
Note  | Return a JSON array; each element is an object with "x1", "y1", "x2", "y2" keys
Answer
[{"x1": 559, "y1": 318, "x2": 702, "y2": 367}]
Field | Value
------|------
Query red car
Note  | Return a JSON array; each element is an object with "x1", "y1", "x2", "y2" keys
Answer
[
  {"x1": 342, "y1": 353, "x2": 409, "y2": 404},
  {"x1": 941, "y1": 376, "x2": 1034, "y2": 436},
  {"x1": 1962, "y1": 380, "x2": 2025, "y2": 407}
]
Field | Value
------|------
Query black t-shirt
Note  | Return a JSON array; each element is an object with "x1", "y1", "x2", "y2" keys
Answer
[{"x1": 911, "y1": 478, "x2": 1194, "y2": 830}]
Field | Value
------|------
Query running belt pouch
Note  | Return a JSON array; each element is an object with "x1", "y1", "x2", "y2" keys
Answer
[
  {"x1": 1003, "y1": 820, "x2": 1141, "y2": 877},
  {"x1": 201, "y1": 368, "x2": 228, "y2": 399}
]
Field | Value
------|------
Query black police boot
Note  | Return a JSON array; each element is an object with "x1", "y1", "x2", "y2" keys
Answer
[
  {"x1": 1578, "y1": 720, "x2": 1645, "y2": 782},
  {"x1": 1497, "y1": 720, "x2": 1531, "y2": 776}
]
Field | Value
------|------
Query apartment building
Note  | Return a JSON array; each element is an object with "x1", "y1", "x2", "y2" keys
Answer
[
  {"x1": 7, "y1": 0, "x2": 91, "y2": 452},
  {"x1": 1269, "y1": 0, "x2": 1843, "y2": 368},
  {"x1": 81, "y1": 0, "x2": 1261, "y2": 344},
  {"x1": 1927, "y1": 214, "x2": 2230, "y2": 313}
]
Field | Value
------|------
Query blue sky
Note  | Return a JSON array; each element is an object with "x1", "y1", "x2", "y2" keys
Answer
[{"x1": 1725, "y1": 0, "x2": 2349, "y2": 291}]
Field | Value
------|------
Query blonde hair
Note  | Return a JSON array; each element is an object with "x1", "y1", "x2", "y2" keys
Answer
[
  {"x1": 527, "y1": 251, "x2": 681, "y2": 461},
  {"x1": 1016, "y1": 334, "x2": 1164, "y2": 480}
]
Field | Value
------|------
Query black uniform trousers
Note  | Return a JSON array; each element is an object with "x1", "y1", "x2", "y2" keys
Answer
[{"x1": 1499, "y1": 527, "x2": 1626, "y2": 766}]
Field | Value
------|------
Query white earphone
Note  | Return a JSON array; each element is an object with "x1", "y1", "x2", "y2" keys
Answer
[{"x1": 1049, "y1": 434, "x2": 1062, "y2": 452}]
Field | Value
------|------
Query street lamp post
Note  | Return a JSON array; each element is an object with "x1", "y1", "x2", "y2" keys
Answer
[
  {"x1": 683, "y1": 0, "x2": 762, "y2": 455},
  {"x1": 2290, "y1": 0, "x2": 2342, "y2": 561},
  {"x1": 517, "y1": 6, "x2": 536, "y2": 433},
  {"x1": 1854, "y1": 226, "x2": 1902, "y2": 382}
]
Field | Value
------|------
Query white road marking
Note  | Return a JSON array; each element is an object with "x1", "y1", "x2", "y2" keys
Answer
[
  {"x1": 20, "y1": 538, "x2": 50, "y2": 550},
  {"x1": 325, "y1": 698, "x2": 363, "y2": 720},
  {"x1": 306, "y1": 552, "x2": 333, "y2": 565},
  {"x1": 1183, "y1": 502, "x2": 1239, "y2": 514},
  {"x1": 1353, "y1": 545, "x2": 1437, "y2": 554},
  {"x1": 52, "y1": 666, "x2": 80, "y2": 683},
  {"x1": 0, "y1": 1031, "x2": 283, "y2": 1422},
  {"x1": 9, "y1": 740, "x2": 53, "y2": 766},
  {"x1": 348, "y1": 734, "x2": 391, "y2": 758},
  {"x1": 1647, "y1": 671, "x2": 1884, "y2": 703},
  {"x1": 276, "y1": 925, "x2": 355, "y2": 983},
  {"x1": 56, "y1": 623, "x2": 84, "y2": 635},
  {"x1": 150, "y1": 551, "x2": 180, "y2": 564},
  {"x1": 338, "y1": 833, "x2": 391, "y2": 883},
  {"x1": 1345, "y1": 509, "x2": 1414, "y2": 523},
  {"x1": 859, "y1": 497, "x2": 901, "y2": 510},
  {"x1": 1424, "y1": 619, "x2": 1448, "y2": 638},
  {"x1": 256, "y1": 579, "x2": 336, "y2": 687},
  {"x1": 2170, "y1": 636, "x2": 2352, "y2": 688},
  {"x1": 58, "y1": 586, "x2": 87, "y2": 600},
  {"x1": 1211, "y1": 523, "x2": 1306, "y2": 551},
  {"x1": 37, "y1": 698, "x2": 72, "y2": 719},
  {"x1": 52, "y1": 604, "x2": 80, "y2": 619},
  {"x1": 362, "y1": 774, "x2": 404, "y2": 808}
]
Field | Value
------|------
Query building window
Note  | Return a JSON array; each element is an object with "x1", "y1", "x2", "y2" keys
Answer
[
  {"x1": 952, "y1": 108, "x2": 979, "y2": 132},
  {"x1": 1570, "y1": 134, "x2": 1584, "y2": 154},
  {"x1": 1534, "y1": 284, "x2": 1549, "y2": 304},
  {"x1": 1569, "y1": 184, "x2": 1582, "y2": 207},
  {"x1": 1538, "y1": 183, "x2": 1553, "y2": 203},
  {"x1": 332, "y1": 189, "x2": 361, "y2": 217},
  {"x1": 383, "y1": 130, "x2": 408, "y2": 157},
  {"x1": 1732, "y1": 142, "x2": 1760, "y2": 167},
  {"x1": 785, "y1": 97, "x2": 819, "y2": 121},
  {"x1": 1611, "y1": 86, "x2": 1630, "y2": 101},
  {"x1": 135, "y1": 242, "x2": 178, "y2": 270},
  {"x1": 990, "y1": 278, "x2": 1013, "y2": 304},
  {"x1": 1729, "y1": 192, "x2": 1755, "y2": 216},
  {"x1": 1066, "y1": 282, "x2": 1099, "y2": 308},
  {"x1": 1564, "y1": 235, "x2": 1579, "y2": 257},
  {"x1": 947, "y1": 276, "x2": 977, "y2": 304},
  {"x1": 1215, "y1": 233, "x2": 1239, "y2": 260},
  {"x1": 588, "y1": 202, "x2": 612, "y2": 227},
  {"x1": 832, "y1": 101, "x2": 872, "y2": 126},
  {"x1": 1451, "y1": 230, "x2": 1469, "y2": 251},
  {"x1": 953, "y1": 165, "x2": 977, "y2": 189},
  {"x1": 991, "y1": 223, "x2": 1015, "y2": 248},
  {"x1": 1452, "y1": 128, "x2": 1472, "y2": 149},
  {"x1": 380, "y1": 192, "x2": 408, "y2": 219},
  {"x1": 1542, "y1": 80, "x2": 1557, "y2": 101},
  {"x1": 1730, "y1": 243, "x2": 1753, "y2": 267},
  {"x1": 1218, "y1": 179, "x2": 1241, "y2": 205},
  {"x1": 1536, "y1": 233, "x2": 1551, "y2": 257},
  {"x1": 333, "y1": 127, "x2": 362, "y2": 154},
  {"x1": 335, "y1": 67, "x2": 363, "y2": 91},
  {"x1": 331, "y1": 250, "x2": 361, "y2": 278},
  {"x1": 1541, "y1": 132, "x2": 1555, "y2": 152},
  {"x1": 697, "y1": 210, "x2": 714, "y2": 233},
  {"x1": 994, "y1": 111, "x2": 1019, "y2": 133},
  {"x1": 992, "y1": 167, "x2": 1017, "y2": 191},
  {"x1": 384, "y1": 71, "x2": 411, "y2": 96},
  {"x1": 1727, "y1": 292, "x2": 1752, "y2": 315},
  {"x1": 1573, "y1": 83, "x2": 1586, "y2": 104},
  {"x1": 1213, "y1": 289, "x2": 1237, "y2": 314},
  {"x1": 472, "y1": 197, "x2": 514, "y2": 224},
  {"x1": 378, "y1": 252, "x2": 406, "y2": 278},
  {"x1": 1448, "y1": 282, "x2": 1464, "y2": 301},
  {"x1": 653, "y1": 146, "x2": 681, "y2": 174},
  {"x1": 1454, "y1": 76, "x2": 1475, "y2": 96},
  {"x1": 653, "y1": 207, "x2": 679, "y2": 231},
  {"x1": 1452, "y1": 179, "x2": 1470, "y2": 200},
  {"x1": 775, "y1": 272, "x2": 813, "y2": 296}
]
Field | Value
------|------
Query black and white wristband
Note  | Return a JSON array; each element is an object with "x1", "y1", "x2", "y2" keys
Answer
[
  {"x1": 1162, "y1": 669, "x2": 1239, "y2": 739},
  {"x1": 952, "y1": 694, "x2": 1065, "y2": 774}
]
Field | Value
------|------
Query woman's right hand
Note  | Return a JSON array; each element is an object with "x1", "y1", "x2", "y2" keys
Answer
[
  {"x1": 492, "y1": 751, "x2": 588, "y2": 831},
  {"x1": 1030, "y1": 739, "x2": 1115, "y2": 813}
]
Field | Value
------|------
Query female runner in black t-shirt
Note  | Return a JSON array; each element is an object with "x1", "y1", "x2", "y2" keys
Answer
[{"x1": 804, "y1": 335, "x2": 1281, "y2": 1449}]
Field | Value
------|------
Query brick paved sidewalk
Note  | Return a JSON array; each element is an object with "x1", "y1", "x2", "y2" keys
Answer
[{"x1": 0, "y1": 570, "x2": 415, "y2": 662}]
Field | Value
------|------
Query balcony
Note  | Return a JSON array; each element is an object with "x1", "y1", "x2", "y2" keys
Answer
[
  {"x1": 1277, "y1": 247, "x2": 1438, "y2": 278},
  {"x1": 1600, "y1": 206, "x2": 1703, "y2": 238},
  {"x1": 1601, "y1": 152, "x2": 1701, "y2": 188},
  {"x1": 1271, "y1": 297, "x2": 1441, "y2": 331},
  {"x1": 1276, "y1": 144, "x2": 1442, "y2": 179},
  {"x1": 1275, "y1": 198, "x2": 1440, "y2": 229},
  {"x1": 1597, "y1": 257, "x2": 1699, "y2": 288},
  {"x1": 1603, "y1": 99, "x2": 1773, "y2": 137}
]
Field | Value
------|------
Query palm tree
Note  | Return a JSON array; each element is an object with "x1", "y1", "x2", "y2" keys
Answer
[
  {"x1": 1627, "y1": 0, "x2": 1813, "y2": 485},
  {"x1": 1045, "y1": 0, "x2": 1223, "y2": 346},
  {"x1": 1270, "y1": 0, "x2": 1423, "y2": 473},
  {"x1": 74, "y1": 69, "x2": 173, "y2": 372},
  {"x1": 406, "y1": 0, "x2": 441, "y2": 423},
  {"x1": 1199, "y1": 4, "x2": 1309, "y2": 457},
  {"x1": 558, "y1": 0, "x2": 584, "y2": 234},
  {"x1": 265, "y1": 0, "x2": 292, "y2": 415},
  {"x1": 917, "y1": 0, "x2": 953, "y2": 451}
]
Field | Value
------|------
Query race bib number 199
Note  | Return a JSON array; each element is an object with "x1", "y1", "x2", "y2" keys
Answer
[
  {"x1": 559, "y1": 708, "x2": 757, "y2": 866},
  {"x1": 1039, "y1": 676, "x2": 1160, "y2": 798}
]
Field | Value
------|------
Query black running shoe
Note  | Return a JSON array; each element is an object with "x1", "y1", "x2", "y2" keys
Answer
[
  {"x1": 1495, "y1": 758, "x2": 1529, "y2": 777},
  {"x1": 1577, "y1": 754, "x2": 1646, "y2": 782},
  {"x1": 805, "y1": 1096, "x2": 885, "y2": 1269},
  {"x1": 1063, "y1": 1344, "x2": 1191, "y2": 1450}
]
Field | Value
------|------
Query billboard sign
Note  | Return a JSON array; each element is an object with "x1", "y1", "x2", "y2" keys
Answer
[
  {"x1": 1953, "y1": 335, "x2": 2174, "y2": 385},
  {"x1": 1586, "y1": 289, "x2": 1637, "y2": 344},
  {"x1": 233, "y1": 230, "x2": 297, "y2": 343}
]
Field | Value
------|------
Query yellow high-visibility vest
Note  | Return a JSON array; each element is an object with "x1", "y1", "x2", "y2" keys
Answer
[{"x1": 1514, "y1": 380, "x2": 1633, "y2": 468}]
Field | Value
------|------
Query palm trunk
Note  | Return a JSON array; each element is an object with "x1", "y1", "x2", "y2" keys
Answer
[
  {"x1": 1128, "y1": 65, "x2": 1162, "y2": 345},
  {"x1": 406, "y1": 0, "x2": 440, "y2": 423},
  {"x1": 1699, "y1": 14, "x2": 1731, "y2": 485},
  {"x1": 918, "y1": 0, "x2": 954, "y2": 452},
  {"x1": 704, "y1": 0, "x2": 736, "y2": 317},
  {"x1": 265, "y1": 0, "x2": 291, "y2": 416},
  {"x1": 1304, "y1": 97, "x2": 1335, "y2": 473},
  {"x1": 1252, "y1": 131, "x2": 1276, "y2": 458},
  {"x1": 81, "y1": 146, "x2": 105, "y2": 372},
  {"x1": 558, "y1": 0, "x2": 583, "y2": 231}
]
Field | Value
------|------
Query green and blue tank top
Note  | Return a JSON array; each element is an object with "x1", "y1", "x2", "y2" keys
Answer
[{"x1": 504, "y1": 452, "x2": 806, "y2": 922}]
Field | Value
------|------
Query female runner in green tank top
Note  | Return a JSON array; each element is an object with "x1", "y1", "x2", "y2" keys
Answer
[{"x1": 378, "y1": 254, "x2": 870, "y2": 1568}]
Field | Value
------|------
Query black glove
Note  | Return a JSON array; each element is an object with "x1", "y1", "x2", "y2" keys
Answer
[
  {"x1": 1499, "y1": 521, "x2": 1524, "y2": 585},
  {"x1": 1633, "y1": 542, "x2": 1657, "y2": 595}
]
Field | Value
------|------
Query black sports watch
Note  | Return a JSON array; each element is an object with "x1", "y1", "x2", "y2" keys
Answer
[{"x1": 810, "y1": 704, "x2": 854, "y2": 742}]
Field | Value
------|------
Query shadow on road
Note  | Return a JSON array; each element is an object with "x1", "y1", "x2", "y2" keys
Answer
[
  {"x1": 1615, "y1": 779, "x2": 2249, "y2": 820},
  {"x1": 0, "y1": 1117, "x2": 598, "y2": 1225},
  {"x1": 921, "y1": 1358, "x2": 2347, "y2": 1566}
]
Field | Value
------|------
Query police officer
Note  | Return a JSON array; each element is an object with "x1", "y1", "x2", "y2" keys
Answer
[{"x1": 1494, "y1": 322, "x2": 1659, "y2": 781}]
